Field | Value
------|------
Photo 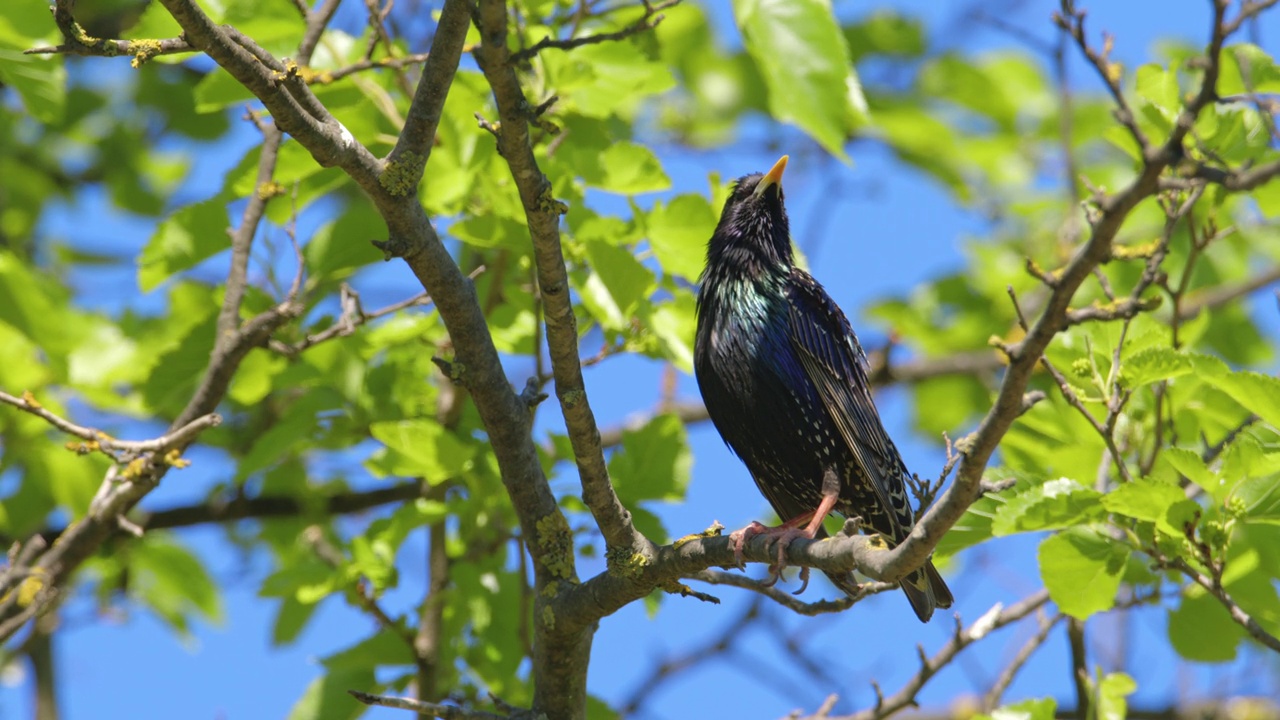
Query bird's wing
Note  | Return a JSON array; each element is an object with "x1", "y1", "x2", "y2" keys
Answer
[{"x1": 786, "y1": 269, "x2": 915, "y2": 538}]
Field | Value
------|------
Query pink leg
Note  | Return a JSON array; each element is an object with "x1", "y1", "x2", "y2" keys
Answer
[{"x1": 730, "y1": 470, "x2": 842, "y2": 592}]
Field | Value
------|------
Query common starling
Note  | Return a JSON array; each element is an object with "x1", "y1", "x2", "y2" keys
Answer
[{"x1": 693, "y1": 156, "x2": 953, "y2": 622}]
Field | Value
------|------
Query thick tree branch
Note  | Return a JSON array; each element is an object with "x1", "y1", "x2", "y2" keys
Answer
[
  {"x1": 473, "y1": 0, "x2": 648, "y2": 560},
  {"x1": 386, "y1": 0, "x2": 472, "y2": 185},
  {"x1": 469, "y1": 5, "x2": 632, "y2": 716},
  {"x1": 297, "y1": 0, "x2": 342, "y2": 64}
]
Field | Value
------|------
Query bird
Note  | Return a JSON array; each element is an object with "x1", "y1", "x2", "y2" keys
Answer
[{"x1": 693, "y1": 155, "x2": 953, "y2": 622}]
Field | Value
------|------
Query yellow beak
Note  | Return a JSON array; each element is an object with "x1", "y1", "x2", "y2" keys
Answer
[{"x1": 753, "y1": 155, "x2": 788, "y2": 198}]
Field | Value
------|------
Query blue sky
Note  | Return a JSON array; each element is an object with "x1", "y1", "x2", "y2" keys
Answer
[{"x1": 6, "y1": 1, "x2": 1280, "y2": 719}]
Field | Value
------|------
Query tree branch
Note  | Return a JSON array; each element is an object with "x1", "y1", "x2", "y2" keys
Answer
[
  {"x1": 0, "y1": 391, "x2": 220, "y2": 462},
  {"x1": 473, "y1": 0, "x2": 649, "y2": 560},
  {"x1": 218, "y1": 120, "x2": 282, "y2": 343},
  {"x1": 860, "y1": 0, "x2": 1233, "y2": 591},
  {"x1": 25, "y1": 0, "x2": 193, "y2": 65},
  {"x1": 1067, "y1": 618, "x2": 1090, "y2": 720},
  {"x1": 558, "y1": 0, "x2": 1263, "y2": 641},
  {"x1": 691, "y1": 569, "x2": 895, "y2": 616},
  {"x1": 846, "y1": 592, "x2": 1051, "y2": 720},
  {"x1": 348, "y1": 690, "x2": 510, "y2": 719},
  {"x1": 509, "y1": 0, "x2": 680, "y2": 63},
  {"x1": 789, "y1": 591, "x2": 1052, "y2": 720},
  {"x1": 386, "y1": 0, "x2": 472, "y2": 186},
  {"x1": 982, "y1": 611, "x2": 1063, "y2": 712},
  {"x1": 1161, "y1": 556, "x2": 1280, "y2": 653}
]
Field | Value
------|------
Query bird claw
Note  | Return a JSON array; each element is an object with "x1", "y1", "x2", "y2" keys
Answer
[
  {"x1": 792, "y1": 566, "x2": 811, "y2": 596},
  {"x1": 729, "y1": 520, "x2": 818, "y2": 591},
  {"x1": 729, "y1": 520, "x2": 771, "y2": 569}
]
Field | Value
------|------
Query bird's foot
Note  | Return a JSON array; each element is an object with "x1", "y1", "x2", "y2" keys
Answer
[
  {"x1": 729, "y1": 520, "x2": 822, "y2": 588},
  {"x1": 729, "y1": 520, "x2": 773, "y2": 569}
]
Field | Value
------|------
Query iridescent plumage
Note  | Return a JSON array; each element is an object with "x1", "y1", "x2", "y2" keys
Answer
[{"x1": 693, "y1": 156, "x2": 952, "y2": 622}]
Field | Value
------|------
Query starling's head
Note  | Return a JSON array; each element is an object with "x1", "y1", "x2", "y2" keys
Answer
[{"x1": 707, "y1": 156, "x2": 793, "y2": 270}]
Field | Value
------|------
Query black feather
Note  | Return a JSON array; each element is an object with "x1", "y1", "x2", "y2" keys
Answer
[{"x1": 694, "y1": 159, "x2": 953, "y2": 622}]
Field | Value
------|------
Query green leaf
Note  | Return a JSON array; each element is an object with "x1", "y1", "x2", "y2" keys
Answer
[
  {"x1": 287, "y1": 667, "x2": 376, "y2": 720},
  {"x1": 260, "y1": 557, "x2": 338, "y2": 602},
  {"x1": 239, "y1": 389, "x2": 346, "y2": 478},
  {"x1": 644, "y1": 289, "x2": 697, "y2": 374},
  {"x1": 733, "y1": 0, "x2": 867, "y2": 158},
  {"x1": 974, "y1": 697, "x2": 1057, "y2": 720},
  {"x1": 645, "y1": 194, "x2": 715, "y2": 282},
  {"x1": 552, "y1": 39, "x2": 676, "y2": 119},
  {"x1": 991, "y1": 478, "x2": 1104, "y2": 536},
  {"x1": 228, "y1": 348, "x2": 287, "y2": 405},
  {"x1": 1095, "y1": 672, "x2": 1137, "y2": 720},
  {"x1": 1219, "y1": 44, "x2": 1280, "y2": 96},
  {"x1": 142, "y1": 314, "x2": 218, "y2": 416},
  {"x1": 588, "y1": 142, "x2": 671, "y2": 195},
  {"x1": 577, "y1": 240, "x2": 656, "y2": 331},
  {"x1": 608, "y1": 413, "x2": 693, "y2": 505},
  {"x1": 450, "y1": 212, "x2": 530, "y2": 249},
  {"x1": 272, "y1": 596, "x2": 319, "y2": 646},
  {"x1": 138, "y1": 198, "x2": 230, "y2": 291},
  {"x1": 1168, "y1": 587, "x2": 1245, "y2": 661},
  {"x1": 1123, "y1": 346, "x2": 1198, "y2": 387},
  {"x1": 369, "y1": 418, "x2": 475, "y2": 481},
  {"x1": 843, "y1": 11, "x2": 925, "y2": 62},
  {"x1": 912, "y1": 374, "x2": 988, "y2": 438},
  {"x1": 918, "y1": 54, "x2": 1019, "y2": 131},
  {"x1": 934, "y1": 491, "x2": 1002, "y2": 560},
  {"x1": 1135, "y1": 64, "x2": 1179, "y2": 118},
  {"x1": 323, "y1": 630, "x2": 418, "y2": 671},
  {"x1": 1038, "y1": 527, "x2": 1129, "y2": 618},
  {"x1": 1202, "y1": 369, "x2": 1280, "y2": 431},
  {"x1": 302, "y1": 200, "x2": 385, "y2": 278},
  {"x1": 0, "y1": 251, "x2": 74, "y2": 359},
  {"x1": 193, "y1": 68, "x2": 255, "y2": 112},
  {"x1": 1161, "y1": 447, "x2": 1222, "y2": 499},
  {"x1": 130, "y1": 535, "x2": 224, "y2": 635},
  {"x1": 0, "y1": 49, "x2": 66, "y2": 125},
  {"x1": 1236, "y1": 475, "x2": 1280, "y2": 524},
  {"x1": 1101, "y1": 478, "x2": 1186, "y2": 526}
]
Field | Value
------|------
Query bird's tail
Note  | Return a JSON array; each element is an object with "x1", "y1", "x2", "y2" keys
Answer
[
  {"x1": 826, "y1": 559, "x2": 952, "y2": 623},
  {"x1": 899, "y1": 560, "x2": 953, "y2": 623}
]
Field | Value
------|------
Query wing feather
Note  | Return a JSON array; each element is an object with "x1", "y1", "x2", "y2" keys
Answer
[{"x1": 785, "y1": 269, "x2": 915, "y2": 538}]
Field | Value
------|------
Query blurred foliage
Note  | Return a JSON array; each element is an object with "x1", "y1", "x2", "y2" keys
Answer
[{"x1": 2, "y1": 0, "x2": 1280, "y2": 717}]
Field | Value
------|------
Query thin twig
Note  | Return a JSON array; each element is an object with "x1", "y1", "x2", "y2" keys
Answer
[
  {"x1": 510, "y1": 0, "x2": 681, "y2": 62},
  {"x1": 691, "y1": 569, "x2": 895, "y2": 616},
  {"x1": 348, "y1": 690, "x2": 509, "y2": 719}
]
